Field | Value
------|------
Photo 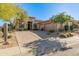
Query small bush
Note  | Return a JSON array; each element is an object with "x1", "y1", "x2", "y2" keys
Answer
[
  {"x1": 59, "y1": 32, "x2": 73, "y2": 38},
  {"x1": 48, "y1": 30, "x2": 55, "y2": 33},
  {"x1": 68, "y1": 32, "x2": 73, "y2": 36},
  {"x1": 66, "y1": 33, "x2": 70, "y2": 37},
  {"x1": 8, "y1": 34, "x2": 12, "y2": 39},
  {"x1": 59, "y1": 33, "x2": 67, "y2": 38}
]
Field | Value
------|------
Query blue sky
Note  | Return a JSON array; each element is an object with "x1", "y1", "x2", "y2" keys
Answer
[
  {"x1": 0, "y1": 3, "x2": 79, "y2": 26},
  {"x1": 17, "y1": 3, "x2": 79, "y2": 20},
  {"x1": 0, "y1": 19, "x2": 6, "y2": 26}
]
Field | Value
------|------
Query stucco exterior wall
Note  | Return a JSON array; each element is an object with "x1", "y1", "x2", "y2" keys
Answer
[
  {"x1": 44, "y1": 23, "x2": 64, "y2": 31},
  {"x1": 44, "y1": 23, "x2": 57, "y2": 31}
]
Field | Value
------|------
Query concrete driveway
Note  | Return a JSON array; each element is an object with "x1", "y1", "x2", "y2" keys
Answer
[
  {"x1": 15, "y1": 31, "x2": 79, "y2": 56},
  {"x1": 15, "y1": 31, "x2": 42, "y2": 55}
]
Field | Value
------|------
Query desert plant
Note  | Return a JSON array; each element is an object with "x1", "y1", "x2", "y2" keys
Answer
[
  {"x1": 68, "y1": 32, "x2": 73, "y2": 37},
  {"x1": 59, "y1": 33, "x2": 67, "y2": 38},
  {"x1": 8, "y1": 34, "x2": 12, "y2": 39},
  {"x1": 48, "y1": 30, "x2": 55, "y2": 33},
  {"x1": 59, "y1": 32, "x2": 73, "y2": 38}
]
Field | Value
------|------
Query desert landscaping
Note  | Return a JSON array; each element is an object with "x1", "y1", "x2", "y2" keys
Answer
[
  {"x1": 0, "y1": 29, "x2": 79, "y2": 56},
  {"x1": 1, "y1": 3, "x2": 79, "y2": 56}
]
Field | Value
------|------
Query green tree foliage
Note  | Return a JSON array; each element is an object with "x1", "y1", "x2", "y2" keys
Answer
[
  {"x1": 50, "y1": 12, "x2": 74, "y2": 32},
  {"x1": 0, "y1": 3, "x2": 28, "y2": 21},
  {"x1": 50, "y1": 12, "x2": 74, "y2": 24}
]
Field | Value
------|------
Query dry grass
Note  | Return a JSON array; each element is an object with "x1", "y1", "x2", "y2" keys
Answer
[{"x1": 0, "y1": 32, "x2": 18, "y2": 49}]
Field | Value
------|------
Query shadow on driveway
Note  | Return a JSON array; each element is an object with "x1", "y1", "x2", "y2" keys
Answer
[{"x1": 23, "y1": 39, "x2": 72, "y2": 56}]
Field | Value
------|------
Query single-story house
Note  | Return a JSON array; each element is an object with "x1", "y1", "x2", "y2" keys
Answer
[
  {"x1": 15, "y1": 16, "x2": 41, "y2": 30},
  {"x1": 15, "y1": 16, "x2": 74, "y2": 31},
  {"x1": 36, "y1": 20, "x2": 64, "y2": 31}
]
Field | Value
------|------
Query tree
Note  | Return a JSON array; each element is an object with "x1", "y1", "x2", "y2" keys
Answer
[
  {"x1": 0, "y1": 3, "x2": 28, "y2": 44},
  {"x1": 50, "y1": 12, "x2": 74, "y2": 32},
  {"x1": 0, "y1": 3, "x2": 28, "y2": 21}
]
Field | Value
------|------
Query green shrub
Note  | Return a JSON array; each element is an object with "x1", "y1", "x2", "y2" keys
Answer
[{"x1": 48, "y1": 30, "x2": 55, "y2": 33}]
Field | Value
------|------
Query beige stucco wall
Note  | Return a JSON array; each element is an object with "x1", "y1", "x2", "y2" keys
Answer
[
  {"x1": 37, "y1": 24, "x2": 45, "y2": 30},
  {"x1": 44, "y1": 23, "x2": 64, "y2": 31},
  {"x1": 44, "y1": 23, "x2": 57, "y2": 31}
]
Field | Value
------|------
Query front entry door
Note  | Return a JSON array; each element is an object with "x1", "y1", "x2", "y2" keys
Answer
[{"x1": 27, "y1": 22, "x2": 32, "y2": 30}]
